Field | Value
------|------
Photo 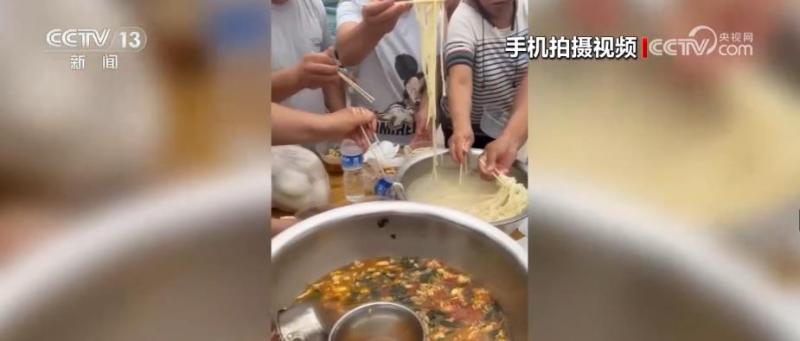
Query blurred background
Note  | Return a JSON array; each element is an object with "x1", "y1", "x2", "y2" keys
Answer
[
  {"x1": 0, "y1": 0, "x2": 269, "y2": 266},
  {"x1": 2, "y1": 0, "x2": 799, "y2": 339},
  {"x1": 0, "y1": 0, "x2": 270, "y2": 339},
  {"x1": 530, "y1": 0, "x2": 800, "y2": 339}
]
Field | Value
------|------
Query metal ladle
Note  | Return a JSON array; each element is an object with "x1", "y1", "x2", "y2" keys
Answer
[
  {"x1": 276, "y1": 301, "x2": 425, "y2": 341},
  {"x1": 328, "y1": 302, "x2": 425, "y2": 341}
]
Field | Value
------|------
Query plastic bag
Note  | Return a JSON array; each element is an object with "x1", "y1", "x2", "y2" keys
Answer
[{"x1": 272, "y1": 145, "x2": 330, "y2": 213}]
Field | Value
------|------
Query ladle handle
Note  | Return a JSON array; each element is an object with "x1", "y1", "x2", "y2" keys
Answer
[
  {"x1": 274, "y1": 309, "x2": 291, "y2": 341},
  {"x1": 275, "y1": 307, "x2": 313, "y2": 341}
]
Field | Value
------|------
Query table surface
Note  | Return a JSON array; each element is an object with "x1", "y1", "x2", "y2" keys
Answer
[{"x1": 274, "y1": 171, "x2": 526, "y2": 241}]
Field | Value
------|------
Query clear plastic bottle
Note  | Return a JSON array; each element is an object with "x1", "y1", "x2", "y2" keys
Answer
[
  {"x1": 340, "y1": 139, "x2": 366, "y2": 202},
  {"x1": 373, "y1": 177, "x2": 394, "y2": 198}
]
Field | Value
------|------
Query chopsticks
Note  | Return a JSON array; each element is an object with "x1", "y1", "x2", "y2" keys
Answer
[
  {"x1": 338, "y1": 70, "x2": 376, "y2": 103},
  {"x1": 334, "y1": 52, "x2": 400, "y2": 196},
  {"x1": 332, "y1": 49, "x2": 376, "y2": 104},
  {"x1": 355, "y1": 108, "x2": 388, "y2": 178},
  {"x1": 359, "y1": 126, "x2": 388, "y2": 178},
  {"x1": 354, "y1": 110, "x2": 408, "y2": 200}
]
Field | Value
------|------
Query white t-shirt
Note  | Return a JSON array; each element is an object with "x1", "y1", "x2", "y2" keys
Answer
[
  {"x1": 337, "y1": 0, "x2": 425, "y2": 144},
  {"x1": 444, "y1": 0, "x2": 528, "y2": 136},
  {"x1": 272, "y1": 0, "x2": 332, "y2": 114}
]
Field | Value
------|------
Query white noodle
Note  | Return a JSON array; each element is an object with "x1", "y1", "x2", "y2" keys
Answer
[
  {"x1": 407, "y1": 169, "x2": 526, "y2": 222},
  {"x1": 410, "y1": 2, "x2": 526, "y2": 222},
  {"x1": 415, "y1": 1, "x2": 441, "y2": 180}
]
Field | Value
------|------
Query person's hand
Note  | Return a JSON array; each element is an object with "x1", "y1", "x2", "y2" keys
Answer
[
  {"x1": 478, "y1": 136, "x2": 522, "y2": 180},
  {"x1": 324, "y1": 107, "x2": 377, "y2": 149},
  {"x1": 410, "y1": 107, "x2": 432, "y2": 149},
  {"x1": 448, "y1": 127, "x2": 474, "y2": 164},
  {"x1": 410, "y1": 129, "x2": 432, "y2": 149},
  {"x1": 294, "y1": 48, "x2": 339, "y2": 89},
  {"x1": 362, "y1": 0, "x2": 413, "y2": 35},
  {"x1": 271, "y1": 217, "x2": 298, "y2": 237}
]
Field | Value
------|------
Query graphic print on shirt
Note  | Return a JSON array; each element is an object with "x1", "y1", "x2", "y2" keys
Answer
[{"x1": 376, "y1": 54, "x2": 425, "y2": 137}]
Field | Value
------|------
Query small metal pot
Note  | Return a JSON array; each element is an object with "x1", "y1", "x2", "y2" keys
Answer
[
  {"x1": 271, "y1": 201, "x2": 528, "y2": 340},
  {"x1": 328, "y1": 302, "x2": 425, "y2": 341},
  {"x1": 395, "y1": 148, "x2": 528, "y2": 233}
]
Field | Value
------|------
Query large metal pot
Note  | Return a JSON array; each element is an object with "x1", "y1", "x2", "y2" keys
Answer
[
  {"x1": 395, "y1": 148, "x2": 528, "y2": 233},
  {"x1": 271, "y1": 201, "x2": 528, "y2": 340},
  {"x1": 530, "y1": 181, "x2": 800, "y2": 341}
]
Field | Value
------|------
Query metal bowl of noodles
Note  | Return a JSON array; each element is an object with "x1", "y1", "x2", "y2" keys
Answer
[{"x1": 395, "y1": 148, "x2": 528, "y2": 234}]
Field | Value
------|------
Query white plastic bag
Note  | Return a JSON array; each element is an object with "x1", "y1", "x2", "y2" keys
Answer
[{"x1": 272, "y1": 145, "x2": 330, "y2": 213}]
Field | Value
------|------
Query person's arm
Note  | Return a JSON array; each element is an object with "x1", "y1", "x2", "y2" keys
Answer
[
  {"x1": 271, "y1": 49, "x2": 340, "y2": 103},
  {"x1": 271, "y1": 217, "x2": 297, "y2": 237},
  {"x1": 500, "y1": 72, "x2": 528, "y2": 144},
  {"x1": 271, "y1": 103, "x2": 376, "y2": 146},
  {"x1": 447, "y1": 64, "x2": 474, "y2": 159},
  {"x1": 318, "y1": 0, "x2": 346, "y2": 112},
  {"x1": 335, "y1": 0, "x2": 411, "y2": 66},
  {"x1": 271, "y1": 66, "x2": 305, "y2": 103},
  {"x1": 478, "y1": 72, "x2": 527, "y2": 178},
  {"x1": 409, "y1": 92, "x2": 431, "y2": 148},
  {"x1": 323, "y1": 81, "x2": 346, "y2": 111},
  {"x1": 444, "y1": 13, "x2": 476, "y2": 163}
]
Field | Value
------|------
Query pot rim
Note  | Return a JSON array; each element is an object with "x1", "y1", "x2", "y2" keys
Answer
[{"x1": 271, "y1": 201, "x2": 528, "y2": 270}]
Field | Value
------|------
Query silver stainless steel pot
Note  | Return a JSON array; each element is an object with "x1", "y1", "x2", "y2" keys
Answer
[
  {"x1": 271, "y1": 201, "x2": 528, "y2": 340},
  {"x1": 395, "y1": 148, "x2": 528, "y2": 233}
]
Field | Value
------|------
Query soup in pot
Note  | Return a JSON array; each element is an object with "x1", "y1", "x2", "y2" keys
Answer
[{"x1": 295, "y1": 257, "x2": 510, "y2": 340}]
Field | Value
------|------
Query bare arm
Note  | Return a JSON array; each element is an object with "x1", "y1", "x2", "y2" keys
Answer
[
  {"x1": 272, "y1": 103, "x2": 338, "y2": 145},
  {"x1": 271, "y1": 50, "x2": 340, "y2": 103},
  {"x1": 271, "y1": 66, "x2": 304, "y2": 103},
  {"x1": 335, "y1": 1, "x2": 411, "y2": 66},
  {"x1": 447, "y1": 64, "x2": 474, "y2": 134},
  {"x1": 323, "y1": 80, "x2": 346, "y2": 112},
  {"x1": 271, "y1": 103, "x2": 376, "y2": 146},
  {"x1": 499, "y1": 72, "x2": 528, "y2": 145},
  {"x1": 271, "y1": 217, "x2": 297, "y2": 237},
  {"x1": 336, "y1": 22, "x2": 385, "y2": 67},
  {"x1": 415, "y1": 92, "x2": 430, "y2": 127},
  {"x1": 446, "y1": 64, "x2": 474, "y2": 163},
  {"x1": 478, "y1": 72, "x2": 528, "y2": 178},
  {"x1": 409, "y1": 92, "x2": 431, "y2": 147}
]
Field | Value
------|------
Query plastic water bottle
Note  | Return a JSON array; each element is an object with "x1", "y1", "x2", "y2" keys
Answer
[
  {"x1": 373, "y1": 177, "x2": 394, "y2": 198},
  {"x1": 340, "y1": 139, "x2": 366, "y2": 202}
]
